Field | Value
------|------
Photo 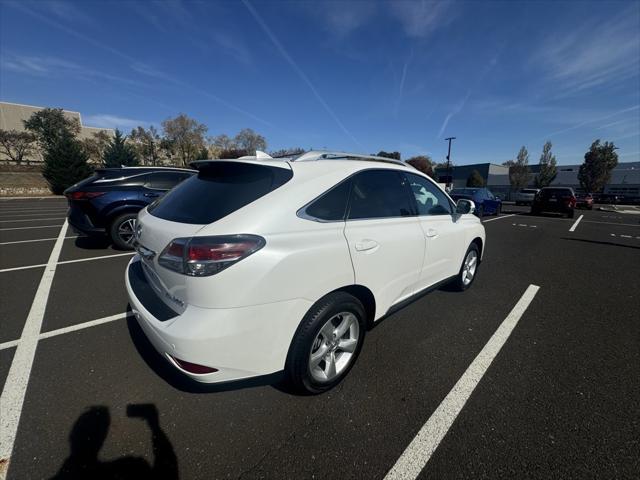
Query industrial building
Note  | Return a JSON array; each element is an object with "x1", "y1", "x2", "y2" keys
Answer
[{"x1": 435, "y1": 161, "x2": 640, "y2": 200}]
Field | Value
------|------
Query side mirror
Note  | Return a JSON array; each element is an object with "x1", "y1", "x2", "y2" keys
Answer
[
  {"x1": 456, "y1": 199, "x2": 475, "y2": 215},
  {"x1": 495, "y1": 195, "x2": 501, "y2": 200}
]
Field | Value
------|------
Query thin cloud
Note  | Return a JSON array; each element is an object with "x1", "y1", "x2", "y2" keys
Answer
[
  {"x1": 394, "y1": 50, "x2": 414, "y2": 117},
  {"x1": 437, "y1": 90, "x2": 470, "y2": 139},
  {"x1": 542, "y1": 105, "x2": 640, "y2": 139},
  {"x1": 242, "y1": 0, "x2": 362, "y2": 149},
  {"x1": 83, "y1": 114, "x2": 150, "y2": 130},
  {"x1": 6, "y1": 1, "x2": 269, "y2": 126},
  {"x1": 390, "y1": 0, "x2": 455, "y2": 38}
]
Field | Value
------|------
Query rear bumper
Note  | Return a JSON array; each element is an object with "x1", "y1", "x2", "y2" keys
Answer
[
  {"x1": 67, "y1": 205, "x2": 106, "y2": 236},
  {"x1": 125, "y1": 257, "x2": 312, "y2": 384},
  {"x1": 533, "y1": 203, "x2": 573, "y2": 213}
]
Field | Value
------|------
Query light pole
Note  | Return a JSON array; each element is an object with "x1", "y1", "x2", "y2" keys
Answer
[{"x1": 445, "y1": 136, "x2": 456, "y2": 189}]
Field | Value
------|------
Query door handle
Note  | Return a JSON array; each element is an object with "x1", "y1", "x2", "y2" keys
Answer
[
  {"x1": 355, "y1": 239, "x2": 379, "y2": 252},
  {"x1": 144, "y1": 192, "x2": 160, "y2": 198},
  {"x1": 426, "y1": 228, "x2": 438, "y2": 238}
]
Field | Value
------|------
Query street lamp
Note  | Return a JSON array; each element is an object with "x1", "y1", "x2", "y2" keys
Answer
[{"x1": 445, "y1": 137, "x2": 456, "y2": 189}]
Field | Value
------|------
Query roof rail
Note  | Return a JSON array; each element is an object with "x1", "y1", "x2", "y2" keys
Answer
[{"x1": 292, "y1": 150, "x2": 406, "y2": 166}]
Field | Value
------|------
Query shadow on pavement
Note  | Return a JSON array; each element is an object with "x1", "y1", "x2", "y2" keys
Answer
[
  {"x1": 50, "y1": 404, "x2": 178, "y2": 480},
  {"x1": 126, "y1": 314, "x2": 285, "y2": 394},
  {"x1": 561, "y1": 237, "x2": 640, "y2": 250},
  {"x1": 74, "y1": 236, "x2": 112, "y2": 250}
]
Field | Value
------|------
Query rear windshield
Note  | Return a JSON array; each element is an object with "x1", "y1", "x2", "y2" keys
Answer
[
  {"x1": 540, "y1": 188, "x2": 573, "y2": 197},
  {"x1": 148, "y1": 161, "x2": 292, "y2": 224}
]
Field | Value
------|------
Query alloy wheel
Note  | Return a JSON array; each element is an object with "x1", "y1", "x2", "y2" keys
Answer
[
  {"x1": 462, "y1": 250, "x2": 478, "y2": 286},
  {"x1": 118, "y1": 218, "x2": 137, "y2": 246},
  {"x1": 308, "y1": 312, "x2": 359, "y2": 383}
]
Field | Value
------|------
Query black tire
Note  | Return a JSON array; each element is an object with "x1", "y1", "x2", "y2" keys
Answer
[
  {"x1": 531, "y1": 207, "x2": 539, "y2": 216},
  {"x1": 496, "y1": 204, "x2": 501, "y2": 216},
  {"x1": 567, "y1": 209, "x2": 575, "y2": 219},
  {"x1": 477, "y1": 205, "x2": 484, "y2": 218},
  {"x1": 286, "y1": 292, "x2": 366, "y2": 394},
  {"x1": 452, "y1": 243, "x2": 480, "y2": 291},
  {"x1": 109, "y1": 213, "x2": 138, "y2": 250}
]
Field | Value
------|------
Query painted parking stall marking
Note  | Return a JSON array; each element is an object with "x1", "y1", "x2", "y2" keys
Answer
[
  {"x1": 0, "y1": 221, "x2": 68, "y2": 475},
  {"x1": 384, "y1": 284, "x2": 540, "y2": 480},
  {"x1": 569, "y1": 214, "x2": 584, "y2": 232}
]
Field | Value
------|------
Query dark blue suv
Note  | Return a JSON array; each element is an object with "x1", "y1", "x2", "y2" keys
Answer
[{"x1": 64, "y1": 167, "x2": 195, "y2": 249}]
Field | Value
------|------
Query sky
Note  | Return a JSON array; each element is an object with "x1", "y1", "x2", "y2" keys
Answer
[{"x1": 0, "y1": 0, "x2": 639, "y2": 166}]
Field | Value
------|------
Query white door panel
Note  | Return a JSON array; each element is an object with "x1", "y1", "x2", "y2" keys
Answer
[
  {"x1": 417, "y1": 216, "x2": 465, "y2": 287},
  {"x1": 344, "y1": 217, "x2": 425, "y2": 316}
]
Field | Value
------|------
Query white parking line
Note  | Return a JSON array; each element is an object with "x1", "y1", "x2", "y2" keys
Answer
[
  {"x1": 0, "y1": 209, "x2": 67, "y2": 214},
  {"x1": 569, "y1": 214, "x2": 584, "y2": 232},
  {"x1": 0, "y1": 221, "x2": 68, "y2": 473},
  {"x1": 384, "y1": 284, "x2": 540, "y2": 480},
  {"x1": 0, "y1": 212, "x2": 67, "y2": 218},
  {"x1": 0, "y1": 312, "x2": 134, "y2": 352},
  {"x1": 0, "y1": 236, "x2": 78, "y2": 246},
  {"x1": 482, "y1": 214, "x2": 517, "y2": 223},
  {"x1": 0, "y1": 217, "x2": 65, "y2": 223},
  {"x1": 0, "y1": 225, "x2": 62, "y2": 231},
  {"x1": 0, "y1": 252, "x2": 135, "y2": 273}
]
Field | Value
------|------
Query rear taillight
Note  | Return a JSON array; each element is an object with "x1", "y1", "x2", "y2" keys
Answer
[
  {"x1": 65, "y1": 191, "x2": 105, "y2": 200},
  {"x1": 169, "y1": 355, "x2": 218, "y2": 374},
  {"x1": 158, "y1": 235, "x2": 265, "y2": 276}
]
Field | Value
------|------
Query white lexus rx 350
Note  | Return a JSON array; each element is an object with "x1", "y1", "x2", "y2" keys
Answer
[{"x1": 125, "y1": 151, "x2": 485, "y2": 393}]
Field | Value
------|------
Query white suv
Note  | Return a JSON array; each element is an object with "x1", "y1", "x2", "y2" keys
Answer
[{"x1": 126, "y1": 151, "x2": 485, "y2": 393}]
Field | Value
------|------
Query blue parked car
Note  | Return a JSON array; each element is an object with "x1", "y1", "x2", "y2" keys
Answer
[
  {"x1": 64, "y1": 167, "x2": 195, "y2": 249},
  {"x1": 449, "y1": 187, "x2": 502, "y2": 217}
]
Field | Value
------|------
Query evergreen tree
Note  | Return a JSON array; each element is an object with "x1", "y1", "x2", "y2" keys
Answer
[
  {"x1": 42, "y1": 135, "x2": 93, "y2": 195},
  {"x1": 535, "y1": 141, "x2": 557, "y2": 188},
  {"x1": 103, "y1": 129, "x2": 139, "y2": 167},
  {"x1": 509, "y1": 146, "x2": 531, "y2": 190}
]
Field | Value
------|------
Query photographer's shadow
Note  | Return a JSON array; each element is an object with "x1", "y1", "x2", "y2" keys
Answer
[{"x1": 51, "y1": 404, "x2": 178, "y2": 480}]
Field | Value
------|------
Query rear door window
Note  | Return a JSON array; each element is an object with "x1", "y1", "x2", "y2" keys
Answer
[
  {"x1": 148, "y1": 162, "x2": 292, "y2": 224},
  {"x1": 347, "y1": 170, "x2": 415, "y2": 219},
  {"x1": 145, "y1": 172, "x2": 191, "y2": 190}
]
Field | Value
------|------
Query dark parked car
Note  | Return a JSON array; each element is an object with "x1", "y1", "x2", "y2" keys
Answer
[
  {"x1": 576, "y1": 193, "x2": 594, "y2": 210},
  {"x1": 531, "y1": 187, "x2": 576, "y2": 218},
  {"x1": 64, "y1": 167, "x2": 195, "y2": 249},
  {"x1": 449, "y1": 187, "x2": 502, "y2": 217}
]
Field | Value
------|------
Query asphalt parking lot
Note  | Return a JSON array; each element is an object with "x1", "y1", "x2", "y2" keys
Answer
[{"x1": 1, "y1": 197, "x2": 639, "y2": 479}]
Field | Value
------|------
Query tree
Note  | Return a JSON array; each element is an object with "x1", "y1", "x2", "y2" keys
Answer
[
  {"x1": 161, "y1": 114, "x2": 208, "y2": 166},
  {"x1": 23, "y1": 108, "x2": 80, "y2": 151},
  {"x1": 578, "y1": 140, "x2": 618, "y2": 193},
  {"x1": 82, "y1": 130, "x2": 112, "y2": 164},
  {"x1": 406, "y1": 155, "x2": 436, "y2": 179},
  {"x1": 103, "y1": 129, "x2": 139, "y2": 167},
  {"x1": 0, "y1": 130, "x2": 36, "y2": 164},
  {"x1": 535, "y1": 141, "x2": 557, "y2": 188},
  {"x1": 508, "y1": 146, "x2": 531, "y2": 190},
  {"x1": 467, "y1": 169, "x2": 485, "y2": 187},
  {"x1": 375, "y1": 151, "x2": 401, "y2": 160},
  {"x1": 211, "y1": 134, "x2": 235, "y2": 151},
  {"x1": 218, "y1": 148, "x2": 251, "y2": 159},
  {"x1": 130, "y1": 126, "x2": 161, "y2": 166},
  {"x1": 270, "y1": 147, "x2": 305, "y2": 158},
  {"x1": 24, "y1": 108, "x2": 92, "y2": 194},
  {"x1": 42, "y1": 135, "x2": 92, "y2": 194},
  {"x1": 234, "y1": 128, "x2": 266, "y2": 153}
]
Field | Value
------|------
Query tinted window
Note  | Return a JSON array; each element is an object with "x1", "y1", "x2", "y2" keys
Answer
[
  {"x1": 348, "y1": 170, "x2": 414, "y2": 219},
  {"x1": 304, "y1": 179, "x2": 351, "y2": 221},
  {"x1": 145, "y1": 172, "x2": 191, "y2": 190},
  {"x1": 148, "y1": 162, "x2": 292, "y2": 224},
  {"x1": 91, "y1": 171, "x2": 148, "y2": 187},
  {"x1": 406, "y1": 173, "x2": 453, "y2": 216}
]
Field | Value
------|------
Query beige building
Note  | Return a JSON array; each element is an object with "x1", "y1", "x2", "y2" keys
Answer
[{"x1": 0, "y1": 101, "x2": 114, "y2": 163}]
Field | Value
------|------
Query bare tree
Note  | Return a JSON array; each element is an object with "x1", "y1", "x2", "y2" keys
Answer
[
  {"x1": 407, "y1": 155, "x2": 437, "y2": 179},
  {"x1": 161, "y1": 114, "x2": 208, "y2": 167},
  {"x1": 130, "y1": 126, "x2": 161, "y2": 166},
  {"x1": 82, "y1": 130, "x2": 112, "y2": 165},
  {"x1": 535, "y1": 141, "x2": 557, "y2": 188},
  {"x1": 234, "y1": 128, "x2": 266, "y2": 153},
  {"x1": 0, "y1": 129, "x2": 36, "y2": 164}
]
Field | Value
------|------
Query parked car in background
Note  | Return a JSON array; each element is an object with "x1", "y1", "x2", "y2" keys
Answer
[
  {"x1": 126, "y1": 151, "x2": 485, "y2": 393},
  {"x1": 531, "y1": 187, "x2": 576, "y2": 218},
  {"x1": 64, "y1": 167, "x2": 195, "y2": 249},
  {"x1": 514, "y1": 188, "x2": 539, "y2": 206},
  {"x1": 576, "y1": 193, "x2": 594, "y2": 210},
  {"x1": 449, "y1": 187, "x2": 502, "y2": 217},
  {"x1": 593, "y1": 193, "x2": 620, "y2": 205}
]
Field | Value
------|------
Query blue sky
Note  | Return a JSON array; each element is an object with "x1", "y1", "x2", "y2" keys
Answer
[{"x1": 1, "y1": 0, "x2": 639, "y2": 165}]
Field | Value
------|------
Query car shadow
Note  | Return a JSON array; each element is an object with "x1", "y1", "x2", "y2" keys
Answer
[
  {"x1": 74, "y1": 236, "x2": 112, "y2": 250},
  {"x1": 50, "y1": 404, "x2": 178, "y2": 480},
  {"x1": 561, "y1": 237, "x2": 640, "y2": 250},
  {"x1": 126, "y1": 313, "x2": 286, "y2": 394}
]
